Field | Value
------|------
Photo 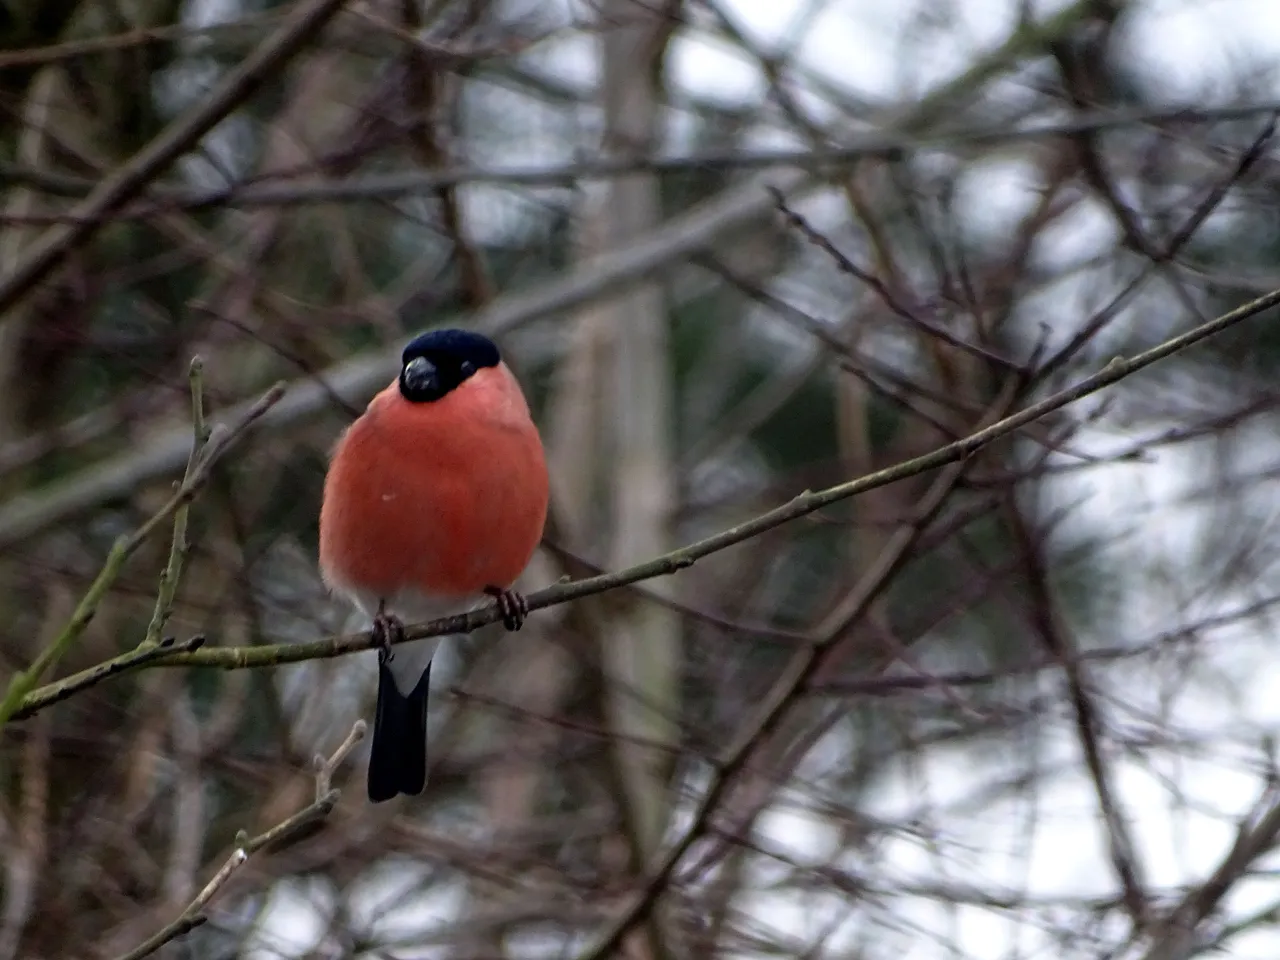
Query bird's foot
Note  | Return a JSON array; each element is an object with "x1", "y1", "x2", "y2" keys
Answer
[
  {"x1": 372, "y1": 608, "x2": 406, "y2": 663},
  {"x1": 484, "y1": 585, "x2": 529, "y2": 631}
]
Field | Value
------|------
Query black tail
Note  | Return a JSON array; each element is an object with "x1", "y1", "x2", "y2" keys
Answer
[{"x1": 367, "y1": 658, "x2": 430, "y2": 802}]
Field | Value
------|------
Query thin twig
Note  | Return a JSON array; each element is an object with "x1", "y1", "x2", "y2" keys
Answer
[
  {"x1": 313, "y1": 719, "x2": 367, "y2": 800},
  {"x1": 113, "y1": 720, "x2": 364, "y2": 960},
  {"x1": 0, "y1": 0, "x2": 353, "y2": 316},
  {"x1": 8, "y1": 635, "x2": 207, "y2": 721},
  {"x1": 142, "y1": 357, "x2": 211, "y2": 648},
  {"x1": 0, "y1": 12, "x2": 283, "y2": 69},
  {"x1": 4, "y1": 102, "x2": 1280, "y2": 218},
  {"x1": 571, "y1": 374, "x2": 1022, "y2": 960},
  {"x1": 0, "y1": 383, "x2": 284, "y2": 730},
  {"x1": 768, "y1": 189, "x2": 1024, "y2": 373},
  {"x1": 1006, "y1": 501, "x2": 1150, "y2": 926}
]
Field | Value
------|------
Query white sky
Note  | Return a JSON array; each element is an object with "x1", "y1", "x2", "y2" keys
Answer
[{"x1": 243, "y1": 1, "x2": 1280, "y2": 957}]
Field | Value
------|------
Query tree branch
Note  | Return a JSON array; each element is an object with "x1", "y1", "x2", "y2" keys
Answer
[
  {"x1": 112, "y1": 719, "x2": 365, "y2": 960},
  {"x1": 570, "y1": 372, "x2": 1022, "y2": 960},
  {"x1": 10, "y1": 283, "x2": 1278, "y2": 721},
  {"x1": 0, "y1": 383, "x2": 284, "y2": 730},
  {"x1": 3, "y1": 101, "x2": 1278, "y2": 216},
  {"x1": 0, "y1": 0, "x2": 353, "y2": 316}
]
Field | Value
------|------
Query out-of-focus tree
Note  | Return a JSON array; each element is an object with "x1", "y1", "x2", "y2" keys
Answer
[{"x1": 4, "y1": 0, "x2": 1280, "y2": 958}]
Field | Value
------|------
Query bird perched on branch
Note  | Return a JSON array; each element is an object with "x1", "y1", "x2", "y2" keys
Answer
[{"x1": 319, "y1": 328, "x2": 548, "y2": 802}]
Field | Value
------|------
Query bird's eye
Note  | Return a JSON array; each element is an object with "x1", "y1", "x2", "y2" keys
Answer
[{"x1": 459, "y1": 360, "x2": 476, "y2": 377}]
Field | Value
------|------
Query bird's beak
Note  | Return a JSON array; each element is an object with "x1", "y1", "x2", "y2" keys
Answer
[{"x1": 402, "y1": 356, "x2": 438, "y2": 395}]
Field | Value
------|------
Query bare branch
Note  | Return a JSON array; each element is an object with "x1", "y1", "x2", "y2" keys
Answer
[
  {"x1": 0, "y1": 382, "x2": 284, "y2": 729},
  {"x1": 0, "y1": 0, "x2": 354, "y2": 315},
  {"x1": 4, "y1": 102, "x2": 1279, "y2": 217},
  {"x1": 113, "y1": 720, "x2": 364, "y2": 960}
]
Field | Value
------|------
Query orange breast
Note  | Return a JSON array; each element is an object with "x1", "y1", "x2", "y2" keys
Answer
[{"x1": 319, "y1": 365, "x2": 549, "y2": 600}]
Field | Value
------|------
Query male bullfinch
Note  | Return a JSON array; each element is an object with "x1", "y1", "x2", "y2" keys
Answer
[{"x1": 318, "y1": 329, "x2": 548, "y2": 802}]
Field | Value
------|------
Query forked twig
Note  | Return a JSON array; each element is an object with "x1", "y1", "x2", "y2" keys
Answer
[{"x1": 114, "y1": 720, "x2": 366, "y2": 960}]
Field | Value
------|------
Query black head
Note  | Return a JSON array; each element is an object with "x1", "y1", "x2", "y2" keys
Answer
[{"x1": 398, "y1": 329, "x2": 501, "y2": 403}]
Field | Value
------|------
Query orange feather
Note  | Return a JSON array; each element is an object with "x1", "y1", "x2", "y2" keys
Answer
[{"x1": 319, "y1": 361, "x2": 548, "y2": 602}]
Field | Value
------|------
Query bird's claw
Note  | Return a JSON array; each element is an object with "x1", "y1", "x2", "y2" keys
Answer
[
  {"x1": 372, "y1": 610, "x2": 406, "y2": 663},
  {"x1": 484, "y1": 585, "x2": 529, "y2": 631}
]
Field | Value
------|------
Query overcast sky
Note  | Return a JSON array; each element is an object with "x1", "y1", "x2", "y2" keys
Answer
[{"x1": 675, "y1": 0, "x2": 1280, "y2": 104}]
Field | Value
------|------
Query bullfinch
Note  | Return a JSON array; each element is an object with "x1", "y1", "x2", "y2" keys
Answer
[{"x1": 318, "y1": 328, "x2": 548, "y2": 802}]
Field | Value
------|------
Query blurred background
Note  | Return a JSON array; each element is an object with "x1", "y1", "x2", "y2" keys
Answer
[{"x1": 4, "y1": 0, "x2": 1280, "y2": 957}]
